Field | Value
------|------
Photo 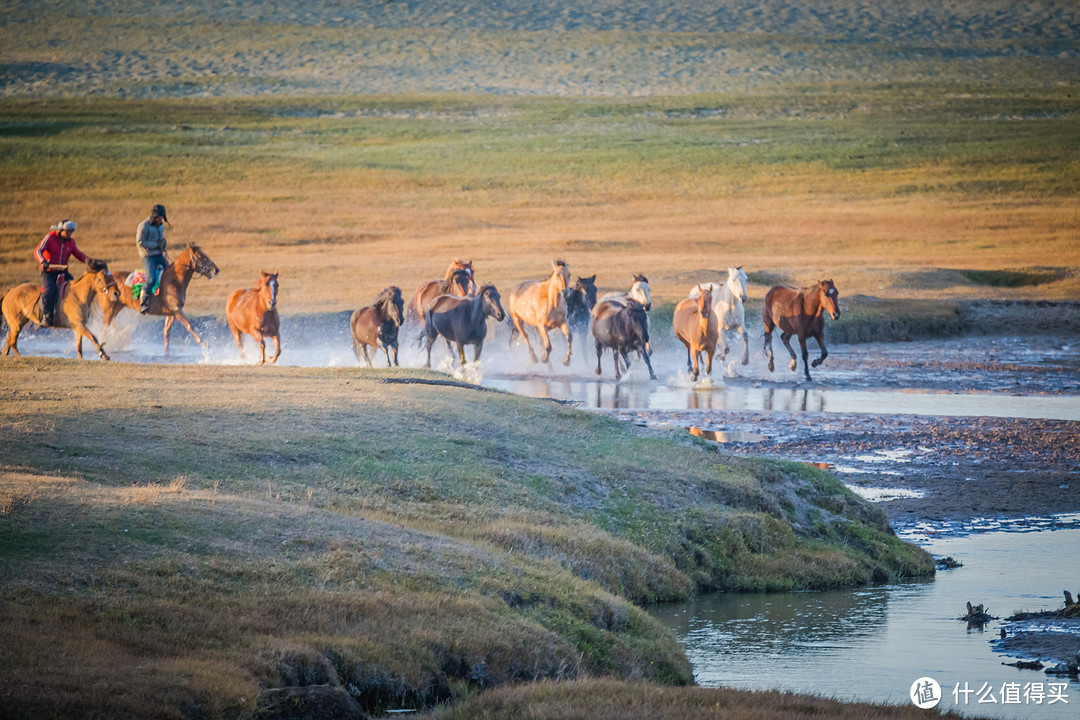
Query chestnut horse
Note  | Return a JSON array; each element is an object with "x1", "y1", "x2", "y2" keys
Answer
[
  {"x1": 565, "y1": 274, "x2": 597, "y2": 347},
  {"x1": 508, "y1": 259, "x2": 572, "y2": 365},
  {"x1": 226, "y1": 271, "x2": 281, "y2": 364},
  {"x1": 410, "y1": 260, "x2": 475, "y2": 321},
  {"x1": 688, "y1": 266, "x2": 749, "y2": 365},
  {"x1": 1, "y1": 260, "x2": 120, "y2": 360},
  {"x1": 590, "y1": 296, "x2": 655, "y2": 381},
  {"x1": 102, "y1": 244, "x2": 220, "y2": 353},
  {"x1": 674, "y1": 285, "x2": 719, "y2": 380},
  {"x1": 763, "y1": 280, "x2": 841, "y2": 382},
  {"x1": 423, "y1": 284, "x2": 505, "y2": 368},
  {"x1": 351, "y1": 286, "x2": 405, "y2": 367}
]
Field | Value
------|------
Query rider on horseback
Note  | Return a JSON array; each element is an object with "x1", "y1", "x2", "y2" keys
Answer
[
  {"x1": 34, "y1": 219, "x2": 97, "y2": 326},
  {"x1": 136, "y1": 203, "x2": 169, "y2": 314}
]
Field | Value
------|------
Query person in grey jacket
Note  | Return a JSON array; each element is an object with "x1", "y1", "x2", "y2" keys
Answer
[{"x1": 136, "y1": 204, "x2": 169, "y2": 313}]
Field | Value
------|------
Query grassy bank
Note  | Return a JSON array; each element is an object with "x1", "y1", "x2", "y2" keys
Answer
[{"x1": 0, "y1": 358, "x2": 933, "y2": 717}]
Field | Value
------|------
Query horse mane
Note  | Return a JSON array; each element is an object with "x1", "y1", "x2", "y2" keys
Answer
[
  {"x1": 633, "y1": 273, "x2": 648, "y2": 283},
  {"x1": 440, "y1": 268, "x2": 472, "y2": 294},
  {"x1": 374, "y1": 285, "x2": 399, "y2": 310}
]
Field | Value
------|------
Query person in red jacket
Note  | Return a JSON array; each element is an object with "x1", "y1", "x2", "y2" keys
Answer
[{"x1": 34, "y1": 219, "x2": 96, "y2": 326}]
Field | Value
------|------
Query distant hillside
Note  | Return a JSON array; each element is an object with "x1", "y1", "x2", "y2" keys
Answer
[{"x1": 2, "y1": 0, "x2": 1077, "y2": 97}]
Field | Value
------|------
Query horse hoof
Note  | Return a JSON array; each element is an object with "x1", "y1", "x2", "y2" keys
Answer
[
  {"x1": 767, "y1": 359, "x2": 774, "y2": 372},
  {"x1": 789, "y1": 360, "x2": 797, "y2": 371}
]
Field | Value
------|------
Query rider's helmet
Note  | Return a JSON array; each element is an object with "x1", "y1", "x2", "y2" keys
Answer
[
  {"x1": 60, "y1": 220, "x2": 76, "y2": 232},
  {"x1": 151, "y1": 204, "x2": 168, "y2": 222}
]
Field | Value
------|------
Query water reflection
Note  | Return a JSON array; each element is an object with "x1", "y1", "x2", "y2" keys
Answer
[
  {"x1": 485, "y1": 376, "x2": 1080, "y2": 421},
  {"x1": 651, "y1": 526, "x2": 1080, "y2": 719}
]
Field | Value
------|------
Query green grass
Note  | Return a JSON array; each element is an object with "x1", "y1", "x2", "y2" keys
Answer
[{"x1": 0, "y1": 358, "x2": 933, "y2": 717}]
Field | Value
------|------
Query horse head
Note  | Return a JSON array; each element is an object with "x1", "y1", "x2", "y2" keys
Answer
[
  {"x1": 727, "y1": 266, "x2": 748, "y2": 303},
  {"x1": 260, "y1": 271, "x2": 279, "y2": 311},
  {"x1": 629, "y1": 274, "x2": 651, "y2": 311},
  {"x1": 444, "y1": 268, "x2": 472, "y2": 297},
  {"x1": 819, "y1": 279, "x2": 841, "y2": 319},
  {"x1": 480, "y1": 284, "x2": 505, "y2": 322},
  {"x1": 696, "y1": 284, "x2": 712, "y2": 316},
  {"x1": 91, "y1": 261, "x2": 121, "y2": 303},
  {"x1": 551, "y1": 259, "x2": 570, "y2": 292},
  {"x1": 378, "y1": 286, "x2": 405, "y2": 327},
  {"x1": 187, "y1": 244, "x2": 220, "y2": 279},
  {"x1": 572, "y1": 274, "x2": 598, "y2": 310}
]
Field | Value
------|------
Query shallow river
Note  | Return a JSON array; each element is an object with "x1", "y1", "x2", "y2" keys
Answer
[{"x1": 651, "y1": 520, "x2": 1080, "y2": 719}]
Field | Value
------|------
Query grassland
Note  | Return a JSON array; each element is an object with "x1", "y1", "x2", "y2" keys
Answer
[
  {"x1": 0, "y1": 358, "x2": 933, "y2": 718},
  {"x1": 1, "y1": 88, "x2": 1078, "y2": 317}
]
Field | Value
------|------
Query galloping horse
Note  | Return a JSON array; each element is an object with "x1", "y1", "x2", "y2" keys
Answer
[
  {"x1": 102, "y1": 244, "x2": 220, "y2": 353},
  {"x1": 410, "y1": 260, "x2": 475, "y2": 321},
  {"x1": 598, "y1": 274, "x2": 652, "y2": 355},
  {"x1": 674, "y1": 285, "x2": 719, "y2": 381},
  {"x1": 565, "y1": 274, "x2": 597, "y2": 348},
  {"x1": 351, "y1": 286, "x2": 405, "y2": 367},
  {"x1": 508, "y1": 259, "x2": 572, "y2": 365},
  {"x1": 590, "y1": 296, "x2": 656, "y2": 381},
  {"x1": 1, "y1": 260, "x2": 120, "y2": 360},
  {"x1": 688, "y1": 266, "x2": 749, "y2": 365},
  {"x1": 763, "y1": 280, "x2": 841, "y2": 382},
  {"x1": 423, "y1": 284, "x2": 505, "y2": 368},
  {"x1": 226, "y1": 271, "x2": 281, "y2": 364}
]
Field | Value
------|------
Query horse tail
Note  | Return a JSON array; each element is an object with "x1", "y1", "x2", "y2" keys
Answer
[
  {"x1": 0, "y1": 288, "x2": 8, "y2": 334},
  {"x1": 761, "y1": 287, "x2": 776, "y2": 332}
]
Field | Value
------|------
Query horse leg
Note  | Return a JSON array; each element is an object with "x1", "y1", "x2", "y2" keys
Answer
[
  {"x1": 511, "y1": 315, "x2": 538, "y2": 363},
  {"x1": 171, "y1": 310, "x2": 205, "y2": 348},
  {"x1": 559, "y1": 322, "x2": 572, "y2": 366},
  {"x1": 764, "y1": 329, "x2": 775, "y2": 372},
  {"x1": 537, "y1": 326, "x2": 552, "y2": 363},
  {"x1": 255, "y1": 334, "x2": 266, "y2": 365},
  {"x1": 740, "y1": 326, "x2": 750, "y2": 366},
  {"x1": 361, "y1": 344, "x2": 374, "y2": 368},
  {"x1": 612, "y1": 348, "x2": 622, "y2": 380},
  {"x1": 269, "y1": 334, "x2": 281, "y2": 364},
  {"x1": 391, "y1": 342, "x2": 399, "y2": 367},
  {"x1": 797, "y1": 335, "x2": 813, "y2": 381},
  {"x1": 163, "y1": 316, "x2": 174, "y2": 354},
  {"x1": 642, "y1": 345, "x2": 657, "y2": 380},
  {"x1": 231, "y1": 324, "x2": 247, "y2": 362},
  {"x1": 594, "y1": 339, "x2": 603, "y2": 376},
  {"x1": 690, "y1": 348, "x2": 700, "y2": 381},
  {"x1": 424, "y1": 335, "x2": 434, "y2": 369},
  {"x1": 705, "y1": 346, "x2": 714, "y2": 377},
  {"x1": 473, "y1": 338, "x2": 484, "y2": 364},
  {"x1": 780, "y1": 331, "x2": 798, "y2": 372},
  {"x1": 810, "y1": 332, "x2": 828, "y2": 369},
  {"x1": 455, "y1": 342, "x2": 467, "y2": 367}
]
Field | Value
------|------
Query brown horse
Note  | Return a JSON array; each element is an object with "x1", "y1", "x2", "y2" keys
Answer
[
  {"x1": 410, "y1": 259, "x2": 475, "y2": 321},
  {"x1": 226, "y1": 271, "x2": 281, "y2": 364},
  {"x1": 763, "y1": 280, "x2": 841, "y2": 381},
  {"x1": 674, "y1": 285, "x2": 719, "y2": 380},
  {"x1": 1, "y1": 260, "x2": 120, "y2": 360},
  {"x1": 102, "y1": 244, "x2": 220, "y2": 353},
  {"x1": 350, "y1": 286, "x2": 405, "y2": 367},
  {"x1": 590, "y1": 296, "x2": 655, "y2": 381},
  {"x1": 423, "y1": 284, "x2": 505, "y2": 368},
  {"x1": 508, "y1": 259, "x2": 572, "y2": 365}
]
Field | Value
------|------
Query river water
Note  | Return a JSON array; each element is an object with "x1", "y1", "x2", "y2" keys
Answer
[{"x1": 650, "y1": 520, "x2": 1080, "y2": 719}]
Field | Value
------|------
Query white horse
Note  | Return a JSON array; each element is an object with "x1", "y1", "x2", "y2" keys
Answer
[
  {"x1": 597, "y1": 274, "x2": 651, "y2": 355},
  {"x1": 688, "y1": 266, "x2": 749, "y2": 365}
]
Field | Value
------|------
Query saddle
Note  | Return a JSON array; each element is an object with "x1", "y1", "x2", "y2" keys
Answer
[{"x1": 126, "y1": 269, "x2": 158, "y2": 300}]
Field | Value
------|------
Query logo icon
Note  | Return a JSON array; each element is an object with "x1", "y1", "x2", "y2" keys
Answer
[{"x1": 910, "y1": 677, "x2": 942, "y2": 709}]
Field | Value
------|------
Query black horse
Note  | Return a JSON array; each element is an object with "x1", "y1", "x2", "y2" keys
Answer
[
  {"x1": 590, "y1": 296, "x2": 655, "y2": 381},
  {"x1": 565, "y1": 274, "x2": 597, "y2": 343},
  {"x1": 351, "y1": 286, "x2": 405, "y2": 367},
  {"x1": 423, "y1": 284, "x2": 505, "y2": 368}
]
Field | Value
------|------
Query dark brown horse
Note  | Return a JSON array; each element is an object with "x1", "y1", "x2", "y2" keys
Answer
[
  {"x1": 226, "y1": 271, "x2": 281, "y2": 364},
  {"x1": 565, "y1": 273, "x2": 597, "y2": 344},
  {"x1": 1, "y1": 260, "x2": 120, "y2": 360},
  {"x1": 410, "y1": 260, "x2": 475, "y2": 321},
  {"x1": 590, "y1": 297, "x2": 655, "y2": 381},
  {"x1": 423, "y1": 284, "x2": 505, "y2": 368},
  {"x1": 102, "y1": 244, "x2": 220, "y2": 353},
  {"x1": 763, "y1": 280, "x2": 841, "y2": 381},
  {"x1": 350, "y1": 286, "x2": 405, "y2": 367}
]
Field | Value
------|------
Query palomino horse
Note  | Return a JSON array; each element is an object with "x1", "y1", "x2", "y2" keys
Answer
[
  {"x1": 590, "y1": 296, "x2": 656, "y2": 381},
  {"x1": 1, "y1": 260, "x2": 120, "y2": 360},
  {"x1": 508, "y1": 259, "x2": 572, "y2": 365},
  {"x1": 102, "y1": 244, "x2": 220, "y2": 353},
  {"x1": 674, "y1": 285, "x2": 719, "y2": 381},
  {"x1": 226, "y1": 271, "x2": 281, "y2": 364},
  {"x1": 351, "y1": 286, "x2": 405, "y2": 367},
  {"x1": 763, "y1": 280, "x2": 841, "y2": 382},
  {"x1": 598, "y1": 274, "x2": 652, "y2": 355},
  {"x1": 423, "y1": 284, "x2": 505, "y2": 368},
  {"x1": 688, "y1": 266, "x2": 749, "y2": 365},
  {"x1": 410, "y1": 260, "x2": 475, "y2": 321}
]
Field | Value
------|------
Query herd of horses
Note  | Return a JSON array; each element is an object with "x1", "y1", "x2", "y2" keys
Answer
[{"x1": 0, "y1": 246, "x2": 842, "y2": 381}]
